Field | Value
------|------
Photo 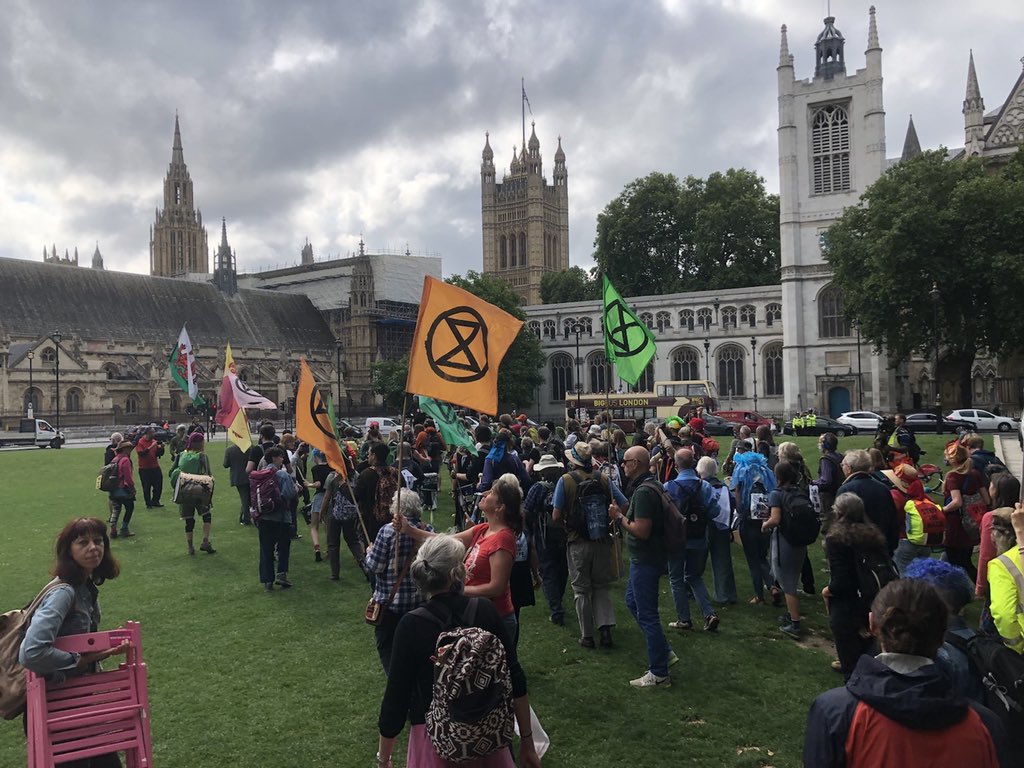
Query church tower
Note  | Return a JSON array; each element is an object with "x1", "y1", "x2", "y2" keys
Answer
[
  {"x1": 777, "y1": 7, "x2": 889, "y2": 417},
  {"x1": 481, "y1": 122, "x2": 569, "y2": 306},
  {"x1": 150, "y1": 115, "x2": 209, "y2": 277},
  {"x1": 212, "y1": 218, "x2": 238, "y2": 296}
]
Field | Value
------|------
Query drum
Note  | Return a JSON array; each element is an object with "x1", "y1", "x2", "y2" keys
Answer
[
  {"x1": 421, "y1": 473, "x2": 439, "y2": 493},
  {"x1": 173, "y1": 472, "x2": 214, "y2": 505}
]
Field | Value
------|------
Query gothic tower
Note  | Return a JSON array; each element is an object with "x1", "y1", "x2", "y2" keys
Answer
[
  {"x1": 481, "y1": 122, "x2": 569, "y2": 306},
  {"x1": 777, "y1": 7, "x2": 889, "y2": 417},
  {"x1": 150, "y1": 115, "x2": 209, "y2": 277},
  {"x1": 212, "y1": 218, "x2": 238, "y2": 296}
]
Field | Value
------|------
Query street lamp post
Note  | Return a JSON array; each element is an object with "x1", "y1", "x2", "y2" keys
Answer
[
  {"x1": 750, "y1": 336, "x2": 758, "y2": 413},
  {"x1": 853, "y1": 318, "x2": 863, "y2": 410},
  {"x1": 930, "y1": 284, "x2": 942, "y2": 435},
  {"x1": 703, "y1": 338, "x2": 711, "y2": 382},
  {"x1": 27, "y1": 350, "x2": 34, "y2": 417},
  {"x1": 51, "y1": 331, "x2": 62, "y2": 432},
  {"x1": 335, "y1": 340, "x2": 343, "y2": 412},
  {"x1": 570, "y1": 321, "x2": 584, "y2": 415}
]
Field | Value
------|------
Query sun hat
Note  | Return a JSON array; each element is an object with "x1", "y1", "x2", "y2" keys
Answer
[
  {"x1": 882, "y1": 463, "x2": 918, "y2": 494},
  {"x1": 534, "y1": 454, "x2": 563, "y2": 473},
  {"x1": 588, "y1": 424, "x2": 602, "y2": 436},
  {"x1": 565, "y1": 442, "x2": 593, "y2": 468},
  {"x1": 116, "y1": 440, "x2": 133, "y2": 452}
]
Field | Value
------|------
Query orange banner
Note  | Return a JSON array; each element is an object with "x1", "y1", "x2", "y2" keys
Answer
[
  {"x1": 295, "y1": 359, "x2": 348, "y2": 478},
  {"x1": 405, "y1": 276, "x2": 523, "y2": 416}
]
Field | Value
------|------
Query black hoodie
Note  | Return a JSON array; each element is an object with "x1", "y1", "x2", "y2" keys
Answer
[{"x1": 804, "y1": 654, "x2": 1011, "y2": 767}]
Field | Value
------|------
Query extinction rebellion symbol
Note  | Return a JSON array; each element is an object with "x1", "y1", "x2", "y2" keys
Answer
[
  {"x1": 426, "y1": 306, "x2": 490, "y2": 383},
  {"x1": 307, "y1": 387, "x2": 336, "y2": 441},
  {"x1": 604, "y1": 299, "x2": 650, "y2": 357}
]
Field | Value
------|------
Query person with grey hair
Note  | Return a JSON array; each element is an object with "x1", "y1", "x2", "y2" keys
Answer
[
  {"x1": 365, "y1": 488, "x2": 433, "y2": 673},
  {"x1": 168, "y1": 423, "x2": 189, "y2": 461},
  {"x1": 376, "y1": 535, "x2": 541, "y2": 768},
  {"x1": 837, "y1": 449, "x2": 899, "y2": 554},
  {"x1": 698, "y1": 456, "x2": 737, "y2": 605}
]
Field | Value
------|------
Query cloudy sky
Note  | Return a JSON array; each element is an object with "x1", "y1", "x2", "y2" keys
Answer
[{"x1": 1, "y1": 0, "x2": 1021, "y2": 278}]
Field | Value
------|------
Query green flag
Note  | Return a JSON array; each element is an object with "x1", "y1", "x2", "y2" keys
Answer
[
  {"x1": 418, "y1": 396, "x2": 476, "y2": 451},
  {"x1": 602, "y1": 275, "x2": 656, "y2": 387}
]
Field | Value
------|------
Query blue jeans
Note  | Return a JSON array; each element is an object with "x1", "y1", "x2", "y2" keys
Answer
[
  {"x1": 707, "y1": 527, "x2": 737, "y2": 603},
  {"x1": 625, "y1": 560, "x2": 672, "y2": 677},
  {"x1": 739, "y1": 519, "x2": 772, "y2": 600},
  {"x1": 668, "y1": 539, "x2": 714, "y2": 623}
]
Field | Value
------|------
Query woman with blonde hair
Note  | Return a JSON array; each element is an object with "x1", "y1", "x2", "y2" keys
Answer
[{"x1": 942, "y1": 443, "x2": 990, "y2": 581}]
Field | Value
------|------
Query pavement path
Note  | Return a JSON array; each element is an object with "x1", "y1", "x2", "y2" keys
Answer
[{"x1": 996, "y1": 434, "x2": 1022, "y2": 479}]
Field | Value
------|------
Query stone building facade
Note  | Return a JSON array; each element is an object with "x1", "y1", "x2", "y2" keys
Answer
[{"x1": 481, "y1": 124, "x2": 569, "y2": 306}]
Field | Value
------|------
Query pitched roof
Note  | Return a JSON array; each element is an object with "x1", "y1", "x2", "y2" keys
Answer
[{"x1": 0, "y1": 257, "x2": 335, "y2": 350}]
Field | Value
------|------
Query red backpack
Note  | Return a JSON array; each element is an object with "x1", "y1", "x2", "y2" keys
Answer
[{"x1": 248, "y1": 468, "x2": 282, "y2": 521}]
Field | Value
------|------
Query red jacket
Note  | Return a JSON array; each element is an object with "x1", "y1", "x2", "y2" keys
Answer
[
  {"x1": 135, "y1": 437, "x2": 162, "y2": 470},
  {"x1": 116, "y1": 455, "x2": 135, "y2": 488},
  {"x1": 804, "y1": 654, "x2": 1007, "y2": 767}
]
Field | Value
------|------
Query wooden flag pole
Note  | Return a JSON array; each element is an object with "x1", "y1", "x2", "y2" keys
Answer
[{"x1": 394, "y1": 394, "x2": 410, "y2": 571}]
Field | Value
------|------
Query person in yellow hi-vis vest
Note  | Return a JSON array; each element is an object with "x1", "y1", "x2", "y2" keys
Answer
[{"x1": 988, "y1": 506, "x2": 1024, "y2": 654}]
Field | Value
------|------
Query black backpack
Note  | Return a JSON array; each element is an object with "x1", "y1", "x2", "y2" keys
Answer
[
  {"x1": 569, "y1": 471, "x2": 611, "y2": 541},
  {"x1": 426, "y1": 431, "x2": 444, "y2": 460},
  {"x1": 779, "y1": 486, "x2": 821, "y2": 546},
  {"x1": 640, "y1": 480, "x2": 688, "y2": 556},
  {"x1": 854, "y1": 549, "x2": 898, "y2": 611},
  {"x1": 945, "y1": 630, "x2": 1024, "y2": 740},
  {"x1": 530, "y1": 480, "x2": 562, "y2": 543},
  {"x1": 665, "y1": 477, "x2": 708, "y2": 541}
]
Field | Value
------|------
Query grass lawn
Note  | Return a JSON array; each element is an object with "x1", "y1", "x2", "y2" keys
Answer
[{"x1": 0, "y1": 433, "x2": 985, "y2": 767}]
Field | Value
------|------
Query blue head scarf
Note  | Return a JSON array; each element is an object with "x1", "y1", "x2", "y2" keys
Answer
[
  {"x1": 729, "y1": 451, "x2": 776, "y2": 514},
  {"x1": 486, "y1": 432, "x2": 509, "y2": 463}
]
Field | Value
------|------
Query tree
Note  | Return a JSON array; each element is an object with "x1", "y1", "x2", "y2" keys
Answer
[
  {"x1": 540, "y1": 266, "x2": 599, "y2": 304},
  {"x1": 370, "y1": 355, "x2": 408, "y2": 410},
  {"x1": 446, "y1": 271, "x2": 545, "y2": 412},
  {"x1": 593, "y1": 169, "x2": 780, "y2": 297},
  {"x1": 825, "y1": 148, "x2": 1024, "y2": 407}
]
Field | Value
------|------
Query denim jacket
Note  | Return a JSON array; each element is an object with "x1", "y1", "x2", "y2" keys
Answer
[{"x1": 19, "y1": 580, "x2": 100, "y2": 684}]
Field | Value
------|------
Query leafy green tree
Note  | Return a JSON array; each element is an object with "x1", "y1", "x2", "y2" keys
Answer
[
  {"x1": 370, "y1": 355, "x2": 409, "y2": 410},
  {"x1": 540, "y1": 266, "x2": 599, "y2": 304},
  {"x1": 593, "y1": 169, "x2": 780, "y2": 296},
  {"x1": 446, "y1": 271, "x2": 545, "y2": 411},
  {"x1": 825, "y1": 148, "x2": 1024, "y2": 407}
]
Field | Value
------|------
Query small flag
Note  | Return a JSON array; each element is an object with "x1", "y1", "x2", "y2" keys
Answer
[
  {"x1": 602, "y1": 275, "x2": 656, "y2": 387},
  {"x1": 522, "y1": 83, "x2": 533, "y2": 115},
  {"x1": 295, "y1": 359, "x2": 349, "y2": 478},
  {"x1": 405, "y1": 276, "x2": 522, "y2": 416},
  {"x1": 168, "y1": 325, "x2": 204, "y2": 406},
  {"x1": 418, "y1": 396, "x2": 476, "y2": 452}
]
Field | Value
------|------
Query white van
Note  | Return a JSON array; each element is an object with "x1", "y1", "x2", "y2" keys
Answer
[{"x1": 364, "y1": 417, "x2": 401, "y2": 435}]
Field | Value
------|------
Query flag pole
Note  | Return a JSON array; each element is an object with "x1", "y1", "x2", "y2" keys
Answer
[
  {"x1": 521, "y1": 77, "x2": 526, "y2": 157},
  {"x1": 395, "y1": 393, "x2": 410, "y2": 571}
]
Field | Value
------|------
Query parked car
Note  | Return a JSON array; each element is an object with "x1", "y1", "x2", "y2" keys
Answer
[
  {"x1": 363, "y1": 417, "x2": 401, "y2": 435},
  {"x1": 905, "y1": 412, "x2": 975, "y2": 434},
  {"x1": 125, "y1": 424, "x2": 174, "y2": 444},
  {"x1": 946, "y1": 409, "x2": 1019, "y2": 433},
  {"x1": 837, "y1": 411, "x2": 884, "y2": 432},
  {"x1": 714, "y1": 411, "x2": 772, "y2": 431},
  {"x1": 782, "y1": 415, "x2": 858, "y2": 437},
  {"x1": 335, "y1": 418, "x2": 363, "y2": 438},
  {"x1": 700, "y1": 413, "x2": 740, "y2": 436}
]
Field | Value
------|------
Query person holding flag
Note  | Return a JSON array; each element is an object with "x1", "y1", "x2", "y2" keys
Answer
[{"x1": 168, "y1": 324, "x2": 205, "y2": 410}]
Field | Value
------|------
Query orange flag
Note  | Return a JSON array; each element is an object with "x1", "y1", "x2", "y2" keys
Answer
[
  {"x1": 406, "y1": 276, "x2": 523, "y2": 416},
  {"x1": 295, "y1": 359, "x2": 348, "y2": 477}
]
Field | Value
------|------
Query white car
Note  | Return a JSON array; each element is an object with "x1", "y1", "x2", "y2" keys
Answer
[
  {"x1": 946, "y1": 409, "x2": 1019, "y2": 433},
  {"x1": 837, "y1": 411, "x2": 884, "y2": 431}
]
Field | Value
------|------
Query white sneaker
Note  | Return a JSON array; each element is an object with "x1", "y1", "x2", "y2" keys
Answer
[{"x1": 630, "y1": 671, "x2": 671, "y2": 688}]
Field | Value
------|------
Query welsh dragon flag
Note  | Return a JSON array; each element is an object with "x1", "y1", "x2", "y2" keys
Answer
[{"x1": 168, "y1": 325, "x2": 204, "y2": 406}]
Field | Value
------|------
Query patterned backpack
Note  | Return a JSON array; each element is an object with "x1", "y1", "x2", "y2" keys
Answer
[{"x1": 415, "y1": 598, "x2": 515, "y2": 763}]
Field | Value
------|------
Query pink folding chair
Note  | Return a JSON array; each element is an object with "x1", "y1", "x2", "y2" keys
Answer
[{"x1": 25, "y1": 621, "x2": 153, "y2": 768}]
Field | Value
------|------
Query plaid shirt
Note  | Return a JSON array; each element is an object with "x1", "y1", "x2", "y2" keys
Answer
[{"x1": 365, "y1": 520, "x2": 433, "y2": 615}]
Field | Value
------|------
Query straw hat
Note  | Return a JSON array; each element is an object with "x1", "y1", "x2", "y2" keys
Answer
[{"x1": 882, "y1": 463, "x2": 918, "y2": 494}]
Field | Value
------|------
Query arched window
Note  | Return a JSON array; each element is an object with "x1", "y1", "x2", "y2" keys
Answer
[
  {"x1": 740, "y1": 305, "x2": 756, "y2": 328},
  {"x1": 24, "y1": 387, "x2": 41, "y2": 412},
  {"x1": 721, "y1": 306, "x2": 738, "y2": 330},
  {"x1": 41, "y1": 347, "x2": 56, "y2": 364},
  {"x1": 542, "y1": 319, "x2": 556, "y2": 340},
  {"x1": 629, "y1": 361, "x2": 655, "y2": 393},
  {"x1": 639, "y1": 312, "x2": 654, "y2": 330},
  {"x1": 549, "y1": 353, "x2": 574, "y2": 401},
  {"x1": 697, "y1": 308, "x2": 713, "y2": 331},
  {"x1": 818, "y1": 284, "x2": 851, "y2": 338},
  {"x1": 509, "y1": 234, "x2": 517, "y2": 268},
  {"x1": 527, "y1": 320, "x2": 541, "y2": 339},
  {"x1": 717, "y1": 345, "x2": 745, "y2": 397},
  {"x1": 765, "y1": 303, "x2": 782, "y2": 327},
  {"x1": 102, "y1": 363, "x2": 119, "y2": 380},
  {"x1": 519, "y1": 233, "x2": 527, "y2": 266},
  {"x1": 588, "y1": 352, "x2": 608, "y2": 394},
  {"x1": 811, "y1": 104, "x2": 851, "y2": 194},
  {"x1": 563, "y1": 318, "x2": 577, "y2": 339},
  {"x1": 170, "y1": 393, "x2": 181, "y2": 412},
  {"x1": 670, "y1": 347, "x2": 700, "y2": 381},
  {"x1": 578, "y1": 317, "x2": 593, "y2": 336},
  {"x1": 655, "y1": 311, "x2": 671, "y2": 333},
  {"x1": 65, "y1": 388, "x2": 82, "y2": 413},
  {"x1": 499, "y1": 236, "x2": 507, "y2": 269},
  {"x1": 125, "y1": 395, "x2": 139, "y2": 415},
  {"x1": 763, "y1": 343, "x2": 784, "y2": 397},
  {"x1": 679, "y1": 310, "x2": 695, "y2": 332}
]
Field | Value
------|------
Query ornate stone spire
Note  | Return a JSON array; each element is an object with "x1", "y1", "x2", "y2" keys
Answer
[
  {"x1": 779, "y1": 24, "x2": 790, "y2": 67},
  {"x1": 867, "y1": 6, "x2": 879, "y2": 50},
  {"x1": 482, "y1": 131, "x2": 493, "y2": 162},
  {"x1": 965, "y1": 50, "x2": 983, "y2": 108},
  {"x1": 901, "y1": 115, "x2": 921, "y2": 162},
  {"x1": 554, "y1": 135, "x2": 565, "y2": 163},
  {"x1": 92, "y1": 242, "x2": 104, "y2": 270}
]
